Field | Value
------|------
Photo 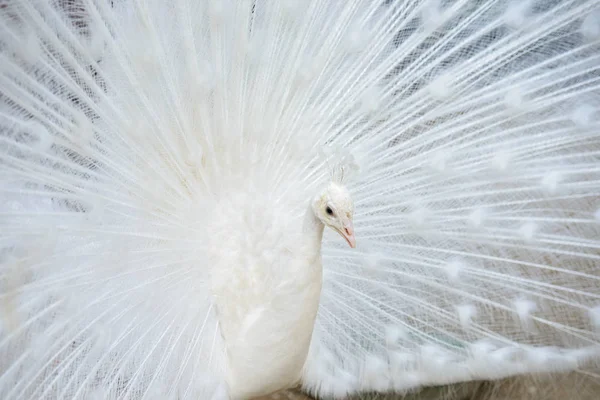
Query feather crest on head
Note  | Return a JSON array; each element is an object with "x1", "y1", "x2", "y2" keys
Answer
[{"x1": 321, "y1": 145, "x2": 360, "y2": 184}]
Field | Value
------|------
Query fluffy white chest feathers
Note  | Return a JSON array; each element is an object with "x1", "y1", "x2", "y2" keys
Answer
[{"x1": 207, "y1": 193, "x2": 324, "y2": 399}]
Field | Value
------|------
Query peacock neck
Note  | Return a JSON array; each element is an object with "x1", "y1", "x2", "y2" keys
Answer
[{"x1": 303, "y1": 204, "x2": 324, "y2": 253}]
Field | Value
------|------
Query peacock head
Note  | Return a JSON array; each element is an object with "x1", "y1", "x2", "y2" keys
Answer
[{"x1": 313, "y1": 182, "x2": 356, "y2": 248}]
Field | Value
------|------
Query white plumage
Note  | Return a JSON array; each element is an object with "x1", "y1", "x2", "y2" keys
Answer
[
  {"x1": 1, "y1": 0, "x2": 599, "y2": 399},
  {"x1": 209, "y1": 183, "x2": 354, "y2": 398}
]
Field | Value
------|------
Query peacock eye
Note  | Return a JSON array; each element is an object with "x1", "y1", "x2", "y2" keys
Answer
[{"x1": 326, "y1": 206, "x2": 334, "y2": 215}]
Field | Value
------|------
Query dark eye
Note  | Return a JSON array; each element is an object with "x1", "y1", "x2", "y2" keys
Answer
[{"x1": 326, "y1": 206, "x2": 334, "y2": 215}]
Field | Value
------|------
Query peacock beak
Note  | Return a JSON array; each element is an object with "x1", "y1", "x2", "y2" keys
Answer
[{"x1": 340, "y1": 220, "x2": 356, "y2": 248}]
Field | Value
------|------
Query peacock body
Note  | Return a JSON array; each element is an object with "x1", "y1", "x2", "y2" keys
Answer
[{"x1": 1, "y1": 0, "x2": 600, "y2": 399}]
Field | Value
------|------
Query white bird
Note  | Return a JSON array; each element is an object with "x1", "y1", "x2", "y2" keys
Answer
[
  {"x1": 0, "y1": 0, "x2": 599, "y2": 399},
  {"x1": 210, "y1": 182, "x2": 355, "y2": 398}
]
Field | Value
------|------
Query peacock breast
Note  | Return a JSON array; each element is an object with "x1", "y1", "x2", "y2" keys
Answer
[{"x1": 206, "y1": 194, "x2": 323, "y2": 399}]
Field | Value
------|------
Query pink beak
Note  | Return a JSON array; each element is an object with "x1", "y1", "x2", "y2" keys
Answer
[{"x1": 341, "y1": 220, "x2": 356, "y2": 248}]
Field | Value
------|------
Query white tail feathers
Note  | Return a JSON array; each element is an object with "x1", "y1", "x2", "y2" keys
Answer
[
  {"x1": 2, "y1": 0, "x2": 600, "y2": 399},
  {"x1": 582, "y1": 11, "x2": 600, "y2": 40}
]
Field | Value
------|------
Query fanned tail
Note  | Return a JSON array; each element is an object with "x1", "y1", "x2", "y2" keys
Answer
[{"x1": 1, "y1": 1, "x2": 600, "y2": 399}]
